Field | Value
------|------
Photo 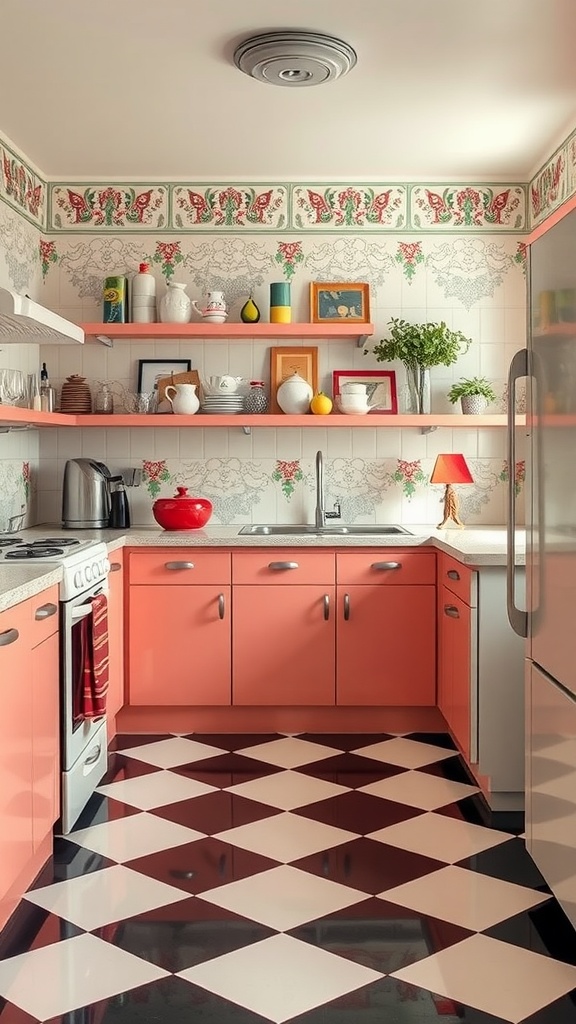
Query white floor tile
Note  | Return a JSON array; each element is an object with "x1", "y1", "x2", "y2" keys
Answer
[
  {"x1": 380, "y1": 864, "x2": 550, "y2": 931},
  {"x1": 179, "y1": 933, "x2": 381, "y2": 1023},
  {"x1": 227, "y1": 770, "x2": 349, "y2": 810},
  {"x1": 72, "y1": 812, "x2": 205, "y2": 862},
  {"x1": 97, "y1": 770, "x2": 217, "y2": 810},
  {"x1": 0, "y1": 933, "x2": 167, "y2": 1020},
  {"x1": 197, "y1": 864, "x2": 365, "y2": 930},
  {"x1": 360, "y1": 770, "x2": 479, "y2": 810},
  {"x1": 121, "y1": 737, "x2": 226, "y2": 768},
  {"x1": 392, "y1": 933, "x2": 576, "y2": 1024},
  {"x1": 353, "y1": 738, "x2": 456, "y2": 769},
  {"x1": 368, "y1": 811, "x2": 512, "y2": 863},
  {"x1": 25, "y1": 865, "x2": 189, "y2": 931},
  {"x1": 237, "y1": 737, "x2": 338, "y2": 768},
  {"x1": 215, "y1": 811, "x2": 356, "y2": 862}
]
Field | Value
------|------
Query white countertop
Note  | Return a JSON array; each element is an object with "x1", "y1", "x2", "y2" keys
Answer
[{"x1": 0, "y1": 524, "x2": 524, "y2": 614}]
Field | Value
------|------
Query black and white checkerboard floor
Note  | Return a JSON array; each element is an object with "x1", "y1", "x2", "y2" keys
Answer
[{"x1": 1, "y1": 732, "x2": 576, "y2": 1023}]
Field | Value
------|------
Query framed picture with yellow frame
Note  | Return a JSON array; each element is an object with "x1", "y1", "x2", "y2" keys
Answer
[
  {"x1": 270, "y1": 346, "x2": 318, "y2": 413},
  {"x1": 310, "y1": 282, "x2": 370, "y2": 324}
]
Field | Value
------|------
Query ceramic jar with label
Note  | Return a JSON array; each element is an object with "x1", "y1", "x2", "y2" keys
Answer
[
  {"x1": 159, "y1": 281, "x2": 192, "y2": 324},
  {"x1": 276, "y1": 371, "x2": 312, "y2": 414}
]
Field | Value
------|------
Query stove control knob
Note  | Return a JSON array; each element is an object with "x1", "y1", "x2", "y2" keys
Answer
[{"x1": 74, "y1": 569, "x2": 83, "y2": 590}]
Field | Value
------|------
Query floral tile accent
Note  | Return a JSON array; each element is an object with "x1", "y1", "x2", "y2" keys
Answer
[
  {"x1": 513, "y1": 241, "x2": 527, "y2": 275},
  {"x1": 275, "y1": 241, "x2": 304, "y2": 281},
  {"x1": 152, "y1": 241, "x2": 184, "y2": 281},
  {"x1": 172, "y1": 459, "x2": 270, "y2": 523},
  {"x1": 530, "y1": 153, "x2": 566, "y2": 227},
  {"x1": 50, "y1": 185, "x2": 168, "y2": 229},
  {"x1": 410, "y1": 185, "x2": 526, "y2": 231},
  {"x1": 0, "y1": 200, "x2": 40, "y2": 292},
  {"x1": 395, "y1": 241, "x2": 425, "y2": 282},
  {"x1": 293, "y1": 185, "x2": 406, "y2": 230},
  {"x1": 272, "y1": 460, "x2": 304, "y2": 500},
  {"x1": 39, "y1": 239, "x2": 58, "y2": 281},
  {"x1": 0, "y1": 143, "x2": 46, "y2": 227},
  {"x1": 0, "y1": 460, "x2": 31, "y2": 532},
  {"x1": 142, "y1": 460, "x2": 172, "y2": 498},
  {"x1": 426, "y1": 238, "x2": 513, "y2": 310},
  {"x1": 499, "y1": 459, "x2": 526, "y2": 497},
  {"x1": 393, "y1": 460, "x2": 427, "y2": 499},
  {"x1": 172, "y1": 185, "x2": 287, "y2": 229}
]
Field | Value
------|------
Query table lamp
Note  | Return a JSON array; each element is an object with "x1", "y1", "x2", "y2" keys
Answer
[{"x1": 430, "y1": 453, "x2": 473, "y2": 529}]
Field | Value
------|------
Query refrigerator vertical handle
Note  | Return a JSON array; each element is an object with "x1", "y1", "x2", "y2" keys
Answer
[{"x1": 506, "y1": 348, "x2": 529, "y2": 638}]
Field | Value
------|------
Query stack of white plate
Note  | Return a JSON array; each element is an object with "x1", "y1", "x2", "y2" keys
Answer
[{"x1": 200, "y1": 394, "x2": 246, "y2": 415}]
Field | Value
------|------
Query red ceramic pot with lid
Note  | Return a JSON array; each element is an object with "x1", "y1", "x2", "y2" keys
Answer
[{"x1": 152, "y1": 487, "x2": 213, "y2": 530}]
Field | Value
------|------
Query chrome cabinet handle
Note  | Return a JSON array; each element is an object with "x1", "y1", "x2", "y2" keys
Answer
[
  {"x1": 84, "y1": 745, "x2": 102, "y2": 766},
  {"x1": 371, "y1": 561, "x2": 401, "y2": 570},
  {"x1": 109, "y1": 562, "x2": 122, "y2": 572},
  {"x1": 323, "y1": 594, "x2": 330, "y2": 620},
  {"x1": 268, "y1": 561, "x2": 299, "y2": 570},
  {"x1": 0, "y1": 628, "x2": 19, "y2": 647},
  {"x1": 165, "y1": 561, "x2": 195, "y2": 570},
  {"x1": 506, "y1": 347, "x2": 529, "y2": 638},
  {"x1": 343, "y1": 593, "x2": 350, "y2": 621},
  {"x1": 218, "y1": 593, "x2": 225, "y2": 620},
  {"x1": 447, "y1": 569, "x2": 460, "y2": 581},
  {"x1": 444, "y1": 605, "x2": 459, "y2": 618},
  {"x1": 35, "y1": 602, "x2": 58, "y2": 620}
]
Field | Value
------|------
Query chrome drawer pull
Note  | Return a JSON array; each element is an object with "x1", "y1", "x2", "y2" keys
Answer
[
  {"x1": 109, "y1": 562, "x2": 122, "y2": 572},
  {"x1": 444, "y1": 605, "x2": 460, "y2": 618},
  {"x1": 268, "y1": 561, "x2": 299, "y2": 570},
  {"x1": 371, "y1": 561, "x2": 401, "y2": 570},
  {"x1": 447, "y1": 569, "x2": 460, "y2": 581},
  {"x1": 343, "y1": 593, "x2": 350, "y2": 621},
  {"x1": 323, "y1": 594, "x2": 330, "y2": 621},
  {"x1": 0, "y1": 628, "x2": 19, "y2": 647},
  {"x1": 218, "y1": 593, "x2": 225, "y2": 619},
  {"x1": 165, "y1": 561, "x2": 195, "y2": 570},
  {"x1": 84, "y1": 745, "x2": 102, "y2": 766},
  {"x1": 35, "y1": 602, "x2": 58, "y2": 620}
]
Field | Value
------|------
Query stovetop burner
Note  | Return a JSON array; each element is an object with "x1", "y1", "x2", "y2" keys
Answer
[
  {"x1": 30, "y1": 538, "x2": 81, "y2": 547},
  {"x1": 5, "y1": 547, "x2": 67, "y2": 559},
  {"x1": 0, "y1": 538, "x2": 24, "y2": 547}
]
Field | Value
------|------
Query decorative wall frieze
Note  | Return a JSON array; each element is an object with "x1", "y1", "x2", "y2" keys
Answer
[
  {"x1": 292, "y1": 184, "x2": 407, "y2": 230},
  {"x1": 0, "y1": 142, "x2": 46, "y2": 228},
  {"x1": 529, "y1": 124, "x2": 576, "y2": 229},
  {"x1": 411, "y1": 185, "x2": 525, "y2": 230},
  {"x1": 50, "y1": 184, "x2": 169, "y2": 229},
  {"x1": 172, "y1": 184, "x2": 288, "y2": 229}
]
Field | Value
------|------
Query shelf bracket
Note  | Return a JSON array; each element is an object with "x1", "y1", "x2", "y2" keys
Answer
[
  {"x1": 95, "y1": 334, "x2": 114, "y2": 347},
  {"x1": 419, "y1": 425, "x2": 438, "y2": 435},
  {"x1": 357, "y1": 333, "x2": 370, "y2": 348},
  {"x1": 0, "y1": 424, "x2": 34, "y2": 434},
  {"x1": 242, "y1": 426, "x2": 251, "y2": 435}
]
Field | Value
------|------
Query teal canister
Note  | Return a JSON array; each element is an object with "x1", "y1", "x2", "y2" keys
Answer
[{"x1": 270, "y1": 281, "x2": 291, "y2": 323}]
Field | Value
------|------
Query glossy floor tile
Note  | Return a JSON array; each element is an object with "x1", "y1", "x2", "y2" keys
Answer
[{"x1": 0, "y1": 730, "x2": 575, "y2": 1024}]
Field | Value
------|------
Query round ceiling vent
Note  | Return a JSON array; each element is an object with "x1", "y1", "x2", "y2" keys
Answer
[{"x1": 233, "y1": 31, "x2": 357, "y2": 88}]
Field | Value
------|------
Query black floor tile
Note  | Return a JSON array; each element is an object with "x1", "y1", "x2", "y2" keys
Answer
[
  {"x1": 124, "y1": 837, "x2": 279, "y2": 894},
  {"x1": 437, "y1": 793, "x2": 493, "y2": 826},
  {"x1": 420, "y1": 755, "x2": 478, "y2": 785},
  {"x1": 173, "y1": 753, "x2": 282, "y2": 787},
  {"x1": 0, "y1": 903, "x2": 83, "y2": 960},
  {"x1": 521, "y1": 990, "x2": 576, "y2": 1023},
  {"x1": 150, "y1": 790, "x2": 281, "y2": 833},
  {"x1": 0, "y1": 1002, "x2": 38, "y2": 1024},
  {"x1": 62, "y1": 792, "x2": 140, "y2": 834},
  {"x1": 297, "y1": 733, "x2": 394, "y2": 751},
  {"x1": 404, "y1": 731, "x2": 458, "y2": 750},
  {"x1": 98, "y1": 751, "x2": 159, "y2": 783},
  {"x1": 294, "y1": 752, "x2": 406, "y2": 788},
  {"x1": 456, "y1": 836, "x2": 551, "y2": 892},
  {"x1": 291, "y1": 837, "x2": 444, "y2": 894},
  {"x1": 96, "y1": 897, "x2": 275, "y2": 972},
  {"x1": 109, "y1": 734, "x2": 172, "y2": 751},
  {"x1": 181, "y1": 733, "x2": 284, "y2": 750},
  {"x1": 294, "y1": 791, "x2": 423, "y2": 833},
  {"x1": 29, "y1": 838, "x2": 116, "y2": 887},
  {"x1": 485, "y1": 898, "x2": 576, "y2": 966}
]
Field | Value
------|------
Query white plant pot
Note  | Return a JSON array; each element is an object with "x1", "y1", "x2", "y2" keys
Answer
[{"x1": 461, "y1": 395, "x2": 488, "y2": 415}]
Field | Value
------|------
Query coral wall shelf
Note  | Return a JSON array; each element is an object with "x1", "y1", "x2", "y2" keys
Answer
[{"x1": 80, "y1": 321, "x2": 375, "y2": 347}]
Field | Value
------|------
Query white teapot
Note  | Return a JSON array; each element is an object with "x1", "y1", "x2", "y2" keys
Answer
[
  {"x1": 191, "y1": 290, "x2": 228, "y2": 323},
  {"x1": 165, "y1": 383, "x2": 200, "y2": 415}
]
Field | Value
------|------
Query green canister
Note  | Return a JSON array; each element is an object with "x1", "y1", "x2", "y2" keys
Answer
[{"x1": 103, "y1": 275, "x2": 128, "y2": 323}]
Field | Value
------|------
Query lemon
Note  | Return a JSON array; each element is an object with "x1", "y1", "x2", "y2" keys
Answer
[{"x1": 310, "y1": 392, "x2": 333, "y2": 415}]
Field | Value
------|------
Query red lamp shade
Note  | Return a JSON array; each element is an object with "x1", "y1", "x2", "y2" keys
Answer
[{"x1": 430, "y1": 453, "x2": 473, "y2": 485}]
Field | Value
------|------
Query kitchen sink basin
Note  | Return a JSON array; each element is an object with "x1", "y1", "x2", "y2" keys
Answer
[{"x1": 238, "y1": 524, "x2": 412, "y2": 536}]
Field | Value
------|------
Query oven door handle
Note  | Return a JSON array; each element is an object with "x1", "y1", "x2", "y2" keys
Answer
[{"x1": 71, "y1": 587, "x2": 110, "y2": 621}]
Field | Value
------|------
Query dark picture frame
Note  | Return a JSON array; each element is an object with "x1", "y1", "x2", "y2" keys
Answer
[{"x1": 137, "y1": 358, "x2": 191, "y2": 393}]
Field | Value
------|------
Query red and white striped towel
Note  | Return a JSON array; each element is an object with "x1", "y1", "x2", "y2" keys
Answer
[{"x1": 81, "y1": 593, "x2": 109, "y2": 718}]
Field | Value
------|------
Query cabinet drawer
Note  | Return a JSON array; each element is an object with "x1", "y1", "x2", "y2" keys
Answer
[
  {"x1": 0, "y1": 599, "x2": 31, "y2": 654},
  {"x1": 232, "y1": 551, "x2": 335, "y2": 585},
  {"x1": 129, "y1": 550, "x2": 231, "y2": 585},
  {"x1": 336, "y1": 551, "x2": 435, "y2": 586},
  {"x1": 30, "y1": 585, "x2": 60, "y2": 646},
  {"x1": 440, "y1": 553, "x2": 477, "y2": 606}
]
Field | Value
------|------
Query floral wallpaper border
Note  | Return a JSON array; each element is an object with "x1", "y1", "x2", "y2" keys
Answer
[
  {"x1": 45, "y1": 181, "x2": 528, "y2": 233},
  {"x1": 0, "y1": 141, "x2": 46, "y2": 229},
  {"x1": 529, "y1": 123, "x2": 576, "y2": 228}
]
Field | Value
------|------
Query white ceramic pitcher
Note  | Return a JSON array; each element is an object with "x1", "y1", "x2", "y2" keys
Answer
[{"x1": 164, "y1": 383, "x2": 199, "y2": 415}]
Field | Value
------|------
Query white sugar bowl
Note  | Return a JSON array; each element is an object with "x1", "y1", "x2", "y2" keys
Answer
[
  {"x1": 341, "y1": 382, "x2": 368, "y2": 396},
  {"x1": 337, "y1": 394, "x2": 371, "y2": 415}
]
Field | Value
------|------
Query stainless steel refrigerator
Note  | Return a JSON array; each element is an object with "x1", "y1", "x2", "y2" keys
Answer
[{"x1": 508, "y1": 207, "x2": 576, "y2": 929}]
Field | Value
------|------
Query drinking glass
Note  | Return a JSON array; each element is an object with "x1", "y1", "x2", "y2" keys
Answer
[{"x1": 0, "y1": 369, "x2": 25, "y2": 407}]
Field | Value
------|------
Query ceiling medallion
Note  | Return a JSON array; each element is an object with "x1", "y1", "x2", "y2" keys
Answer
[{"x1": 233, "y1": 30, "x2": 357, "y2": 88}]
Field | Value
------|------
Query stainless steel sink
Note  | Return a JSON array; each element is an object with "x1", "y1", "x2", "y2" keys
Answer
[{"x1": 238, "y1": 524, "x2": 412, "y2": 536}]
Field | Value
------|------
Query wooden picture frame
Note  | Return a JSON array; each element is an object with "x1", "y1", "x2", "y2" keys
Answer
[
  {"x1": 333, "y1": 369, "x2": 398, "y2": 414},
  {"x1": 310, "y1": 282, "x2": 370, "y2": 324},
  {"x1": 270, "y1": 346, "x2": 318, "y2": 413}
]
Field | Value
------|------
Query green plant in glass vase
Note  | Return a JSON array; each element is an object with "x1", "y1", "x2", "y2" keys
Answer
[{"x1": 370, "y1": 318, "x2": 472, "y2": 414}]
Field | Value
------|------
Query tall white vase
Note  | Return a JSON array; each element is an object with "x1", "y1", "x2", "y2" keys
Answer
[{"x1": 159, "y1": 282, "x2": 191, "y2": 324}]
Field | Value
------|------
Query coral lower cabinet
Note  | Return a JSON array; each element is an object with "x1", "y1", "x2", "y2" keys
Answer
[
  {"x1": 128, "y1": 551, "x2": 232, "y2": 705},
  {"x1": 0, "y1": 586, "x2": 60, "y2": 926},
  {"x1": 127, "y1": 547, "x2": 436, "y2": 707},
  {"x1": 437, "y1": 553, "x2": 477, "y2": 761},
  {"x1": 106, "y1": 550, "x2": 125, "y2": 727}
]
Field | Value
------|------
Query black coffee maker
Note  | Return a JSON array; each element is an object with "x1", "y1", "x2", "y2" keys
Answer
[{"x1": 108, "y1": 475, "x2": 131, "y2": 529}]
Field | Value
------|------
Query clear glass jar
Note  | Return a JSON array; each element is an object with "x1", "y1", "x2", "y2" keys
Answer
[{"x1": 94, "y1": 382, "x2": 114, "y2": 415}]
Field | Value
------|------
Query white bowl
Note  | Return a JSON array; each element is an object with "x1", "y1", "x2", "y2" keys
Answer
[
  {"x1": 202, "y1": 313, "x2": 227, "y2": 324},
  {"x1": 337, "y1": 397, "x2": 371, "y2": 415},
  {"x1": 341, "y1": 383, "x2": 368, "y2": 395}
]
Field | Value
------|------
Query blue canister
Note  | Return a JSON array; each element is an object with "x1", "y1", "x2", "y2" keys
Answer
[{"x1": 270, "y1": 281, "x2": 291, "y2": 323}]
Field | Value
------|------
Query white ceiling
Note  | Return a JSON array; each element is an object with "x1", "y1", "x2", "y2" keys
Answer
[{"x1": 1, "y1": 0, "x2": 575, "y2": 182}]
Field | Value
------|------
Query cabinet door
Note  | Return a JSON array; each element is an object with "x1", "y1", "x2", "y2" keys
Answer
[
  {"x1": 337, "y1": 586, "x2": 435, "y2": 706},
  {"x1": 440, "y1": 588, "x2": 474, "y2": 760},
  {"x1": 0, "y1": 603, "x2": 33, "y2": 899},
  {"x1": 32, "y1": 630, "x2": 60, "y2": 850},
  {"x1": 129, "y1": 585, "x2": 231, "y2": 705},
  {"x1": 233, "y1": 586, "x2": 336, "y2": 705},
  {"x1": 107, "y1": 552, "x2": 125, "y2": 721}
]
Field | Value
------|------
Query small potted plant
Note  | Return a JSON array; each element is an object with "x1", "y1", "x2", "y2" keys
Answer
[
  {"x1": 448, "y1": 376, "x2": 496, "y2": 414},
  {"x1": 370, "y1": 318, "x2": 472, "y2": 414}
]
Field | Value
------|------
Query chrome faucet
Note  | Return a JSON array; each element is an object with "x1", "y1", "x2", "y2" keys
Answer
[{"x1": 315, "y1": 450, "x2": 341, "y2": 528}]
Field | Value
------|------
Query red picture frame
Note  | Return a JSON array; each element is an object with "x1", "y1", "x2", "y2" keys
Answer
[{"x1": 332, "y1": 369, "x2": 398, "y2": 414}]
